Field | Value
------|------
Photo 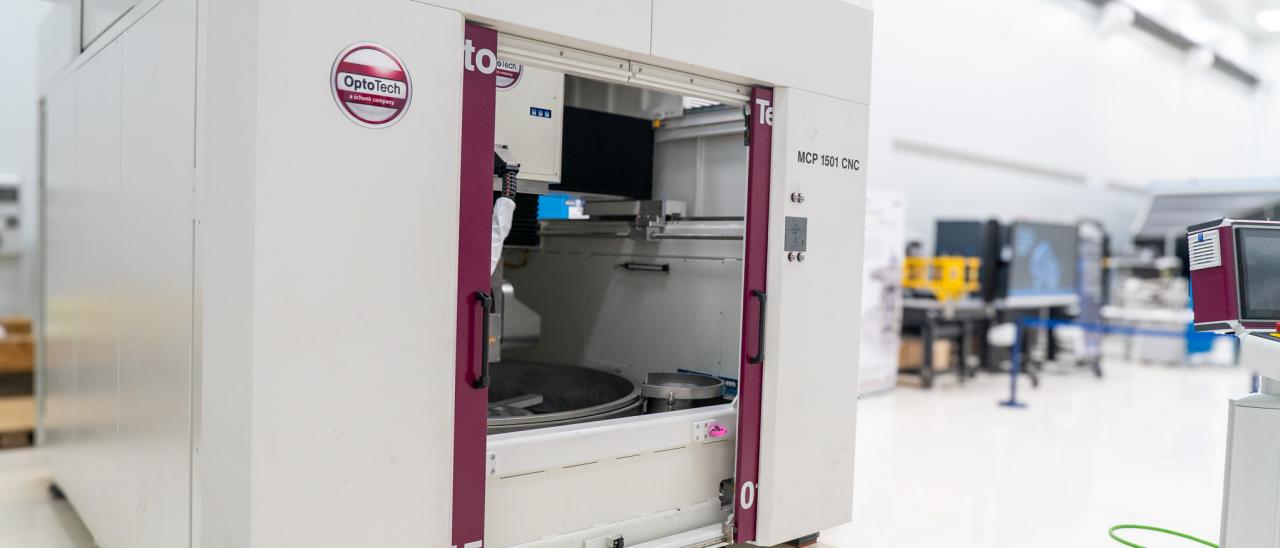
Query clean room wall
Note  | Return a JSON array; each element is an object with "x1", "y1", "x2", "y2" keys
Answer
[
  {"x1": 0, "y1": 1, "x2": 54, "y2": 316},
  {"x1": 868, "y1": 0, "x2": 1280, "y2": 252},
  {"x1": 37, "y1": 0, "x2": 80, "y2": 87},
  {"x1": 1255, "y1": 41, "x2": 1280, "y2": 174}
]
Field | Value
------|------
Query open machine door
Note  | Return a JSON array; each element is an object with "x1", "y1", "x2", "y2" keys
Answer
[
  {"x1": 734, "y1": 88, "x2": 868, "y2": 545},
  {"x1": 732, "y1": 87, "x2": 774, "y2": 544},
  {"x1": 453, "y1": 23, "x2": 496, "y2": 548}
]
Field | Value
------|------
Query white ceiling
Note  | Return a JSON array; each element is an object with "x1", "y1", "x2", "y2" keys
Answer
[
  {"x1": 1198, "y1": 0, "x2": 1280, "y2": 37},
  {"x1": 1135, "y1": 0, "x2": 1278, "y2": 41},
  {"x1": 1122, "y1": 0, "x2": 1278, "y2": 68}
]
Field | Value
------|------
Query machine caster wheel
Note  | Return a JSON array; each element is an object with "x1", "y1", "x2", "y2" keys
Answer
[
  {"x1": 786, "y1": 533, "x2": 820, "y2": 547},
  {"x1": 49, "y1": 482, "x2": 66, "y2": 500}
]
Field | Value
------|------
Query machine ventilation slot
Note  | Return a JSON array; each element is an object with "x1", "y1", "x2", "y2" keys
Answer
[
  {"x1": 1188, "y1": 231, "x2": 1221, "y2": 271},
  {"x1": 501, "y1": 192, "x2": 541, "y2": 248}
]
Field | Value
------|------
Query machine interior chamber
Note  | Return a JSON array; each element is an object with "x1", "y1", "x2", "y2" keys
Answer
[
  {"x1": 484, "y1": 68, "x2": 750, "y2": 432},
  {"x1": 480, "y1": 58, "x2": 754, "y2": 546},
  {"x1": 485, "y1": 361, "x2": 643, "y2": 434}
]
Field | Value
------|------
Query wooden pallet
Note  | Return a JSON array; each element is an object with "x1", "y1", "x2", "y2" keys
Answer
[{"x1": 0, "y1": 396, "x2": 34, "y2": 449}]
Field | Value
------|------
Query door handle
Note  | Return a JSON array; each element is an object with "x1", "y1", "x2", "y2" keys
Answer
[
  {"x1": 618, "y1": 261, "x2": 670, "y2": 273},
  {"x1": 749, "y1": 289, "x2": 766, "y2": 364},
  {"x1": 474, "y1": 291, "x2": 494, "y2": 389}
]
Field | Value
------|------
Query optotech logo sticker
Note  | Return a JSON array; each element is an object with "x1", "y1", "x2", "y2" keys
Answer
[
  {"x1": 331, "y1": 42, "x2": 411, "y2": 128},
  {"x1": 495, "y1": 59, "x2": 523, "y2": 90}
]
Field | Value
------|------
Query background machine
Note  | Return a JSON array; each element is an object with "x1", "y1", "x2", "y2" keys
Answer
[
  {"x1": 902, "y1": 218, "x2": 1090, "y2": 387},
  {"x1": 1189, "y1": 219, "x2": 1280, "y2": 547},
  {"x1": 37, "y1": 1, "x2": 873, "y2": 547}
]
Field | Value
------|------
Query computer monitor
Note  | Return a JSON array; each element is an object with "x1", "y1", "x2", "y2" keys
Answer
[
  {"x1": 1189, "y1": 219, "x2": 1280, "y2": 332},
  {"x1": 935, "y1": 220, "x2": 988, "y2": 258},
  {"x1": 1239, "y1": 228, "x2": 1280, "y2": 321},
  {"x1": 934, "y1": 219, "x2": 1002, "y2": 301},
  {"x1": 1003, "y1": 221, "x2": 1079, "y2": 308}
]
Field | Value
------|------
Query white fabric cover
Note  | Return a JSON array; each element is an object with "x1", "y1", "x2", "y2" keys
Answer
[{"x1": 491, "y1": 197, "x2": 516, "y2": 274}]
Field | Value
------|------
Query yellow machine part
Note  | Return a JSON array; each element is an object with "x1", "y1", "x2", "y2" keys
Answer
[{"x1": 902, "y1": 256, "x2": 981, "y2": 302}]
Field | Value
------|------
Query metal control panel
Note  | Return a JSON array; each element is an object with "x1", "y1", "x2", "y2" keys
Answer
[{"x1": 784, "y1": 216, "x2": 807, "y2": 252}]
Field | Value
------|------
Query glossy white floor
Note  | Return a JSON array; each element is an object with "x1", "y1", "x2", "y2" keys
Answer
[
  {"x1": 0, "y1": 447, "x2": 92, "y2": 548},
  {"x1": 0, "y1": 359, "x2": 1250, "y2": 548},
  {"x1": 822, "y1": 358, "x2": 1247, "y2": 548}
]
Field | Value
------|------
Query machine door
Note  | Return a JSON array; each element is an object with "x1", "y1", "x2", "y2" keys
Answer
[
  {"x1": 732, "y1": 87, "x2": 773, "y2": 544},
  {"x1": 453, "y1": 23, "x2": 497, "y2": 548},
  {"x1": 735, "y1": 88, "x2": 869, "y2": 545}
]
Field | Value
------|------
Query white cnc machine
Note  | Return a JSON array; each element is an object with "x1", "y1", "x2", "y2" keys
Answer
[
  {"x1": 1189, "y1": 219, "x2": 1280, "y2": 547},
  {"x1": 39, "y1": 1, "x2": 873, "y2": 547}
]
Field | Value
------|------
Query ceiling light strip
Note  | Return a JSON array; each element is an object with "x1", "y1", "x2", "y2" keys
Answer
[{"x1": 1082, "y1": 0, "x2": 1262, "y2": 88}]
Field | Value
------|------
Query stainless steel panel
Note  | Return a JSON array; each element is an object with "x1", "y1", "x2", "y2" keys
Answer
[
  {"x1": 583, "y1": 200, "x2": 687, "y2": 219},
  {"x1": 565, "y1": 75, "x2": 684, "y2": 121},
  {"x1": 117, "y1": 0, "x2": 196, "y2": 545},
  {"x1": 70, "y1": 38, "x2": 123, "y2": 548},
  {"x1": 42, "y1": 68, "x2": 80, "y2": 522},
  {"x1": 499, "y1": 281, "x2": 541, "y2": 350}
]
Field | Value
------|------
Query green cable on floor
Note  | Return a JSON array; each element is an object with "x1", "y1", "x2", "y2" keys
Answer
[{"x1": 1109, "y1": 524, "x2": 1217, "y2": 547}]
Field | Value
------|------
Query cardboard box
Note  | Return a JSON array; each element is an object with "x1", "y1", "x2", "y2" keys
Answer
[
  {"x1": 0, "y1": 316, "x2": 32, "y2": 336},
  {"x1": 0, "y1": 335, "x2": 34, "y2": 374},
  {"x1": 899, "y1": 337, "x2": 953, "y2": 372},
  {"x1": 0, "y1": 396, "x2": 34, "y2": 448}
]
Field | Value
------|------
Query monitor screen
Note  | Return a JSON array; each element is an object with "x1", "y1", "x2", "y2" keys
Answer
[
  {"x1": 1006, "y1": 222, "x2": 1079, "y2": 300},
  {"x1": 1238, "y1": 227, "x2": 1280, "y2": 321},
  {"x1": 935, "y1": 221, "x2": 987, "y2": 258}
]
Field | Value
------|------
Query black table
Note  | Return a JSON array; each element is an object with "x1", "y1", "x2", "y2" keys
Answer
[{"x1": 900, "y1": 298, "x2": 992, "y2": 389}]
